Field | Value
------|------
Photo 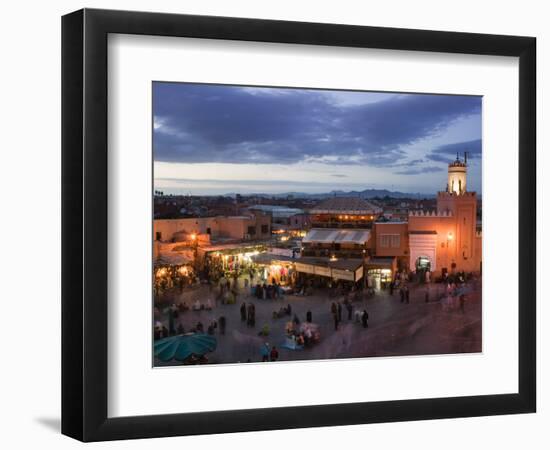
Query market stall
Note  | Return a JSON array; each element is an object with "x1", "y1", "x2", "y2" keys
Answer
[
  {"x1": 199, "y1": 242, "x2": 268, "y2": 281},
  {"x1": 365, "y1": 256, "x2": 397, "y2": 290},
  {"x1": 154, "y1": 251, "x2": 195, "y2": 294},
  {"x1": 251, "y1": 253, "x2": 296, "y2": 285}
]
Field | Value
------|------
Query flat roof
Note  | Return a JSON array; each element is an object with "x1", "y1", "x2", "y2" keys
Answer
[
  {"x1": 365, "y1": 257, "x2": 395, "y2": 267},
  {"x1": 302, "y1": 228, "x2": 371, "y2": 245},
  {"x1": 155, "y1": 253, "x2": 193, "y2": 266},
  {"x1": 251, "y1": 253, "x2": 297, "y2": 264},
  {"x1": 298, "y1": 257, "x2": 364, "y2": 271},
  {"x1": 309, "y1": 197, "x2": 382, "y2": 214},
  {"x1": 200, "y1": 242, "x2": 268, "y2": 252}
]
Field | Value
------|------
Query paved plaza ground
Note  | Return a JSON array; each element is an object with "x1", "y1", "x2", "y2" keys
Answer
[{"x1": 154, "y1": 276, "x2": 482, "y2": 366}]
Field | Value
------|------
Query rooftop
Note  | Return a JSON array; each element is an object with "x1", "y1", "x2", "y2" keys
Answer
[
  {"x1": 302, "y1": 228, "x2": 371, "y2": 245},
  {"x1": 298, "y1": 257, "x2": 364, "y2": 272},
  {"x1": 309, "y1": 197, "x2": 382, "y2": 215}
]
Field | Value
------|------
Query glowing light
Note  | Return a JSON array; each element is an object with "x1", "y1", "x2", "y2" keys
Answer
[
  {"x1": 329, "y1": 254, "x2": 338, "y2": 262},
  {"x1": 190, "y1": 233, "x2": 197, "y2": 241},
  {"x1": 447, "y1": 232, "x2": 454, "y2": 240}
]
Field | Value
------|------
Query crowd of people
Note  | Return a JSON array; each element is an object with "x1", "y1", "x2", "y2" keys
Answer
[
  {"x1": 154, "y1": 262, "x2": 478, "y2": 365},
  {"x1": 252, "y1": 282, "x2": 285, "y2": 300},
  {"x1": 329, "y1": 300, "x2": 369, "y2": 330},
  {"x1": 240, "y1": 302, "x2": 257, "y2": 327},
  {"x1": 385, "y1": 268, "x2": 474, "y2": 314}
]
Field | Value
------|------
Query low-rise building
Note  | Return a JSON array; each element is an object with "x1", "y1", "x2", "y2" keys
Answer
[
  {"x1": 367, "y1": 155, "x2": 482, "y2": 280},
  {"x1": 309, "y1": 197, "x2": 382, "y2": 228},
  {"x1": 153, "y1": 211, "x2": 271, "y2": 244},
  {"x1": 301, "y1": 228, "x2": 371, "y2": 259}
]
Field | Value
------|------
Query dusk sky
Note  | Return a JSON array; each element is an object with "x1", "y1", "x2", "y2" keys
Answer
[{"x1": 153, "y1": 82, "x2": 482, "y2": 196}]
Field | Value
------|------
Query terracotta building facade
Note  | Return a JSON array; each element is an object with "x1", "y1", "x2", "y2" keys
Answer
[{"x1": 368, "y1": 155, "x2": 482, "y2": 282}]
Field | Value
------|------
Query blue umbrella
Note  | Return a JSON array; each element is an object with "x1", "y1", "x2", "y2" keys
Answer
[{"x1": 154, "y1": 333, "x2": 217, "y2": 362}]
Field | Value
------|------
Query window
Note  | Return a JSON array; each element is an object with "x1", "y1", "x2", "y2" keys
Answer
[
  {"x1": 380, "y1": 234, "x2": 400, "y2": 248},
  {"x1": 261, "y1": 224, "x2": 269, "y2": 234},
  {"x1": 155, "y1": 231, "x2": 162, "y2": 241},
  {"x1": 247, "y1": 226, "x2": 256, "y2": 235},
  {"x1": 390, "y1": 235, "x2": 400, "y2": 248}
]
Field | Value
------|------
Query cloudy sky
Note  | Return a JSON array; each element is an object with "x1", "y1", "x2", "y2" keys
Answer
[{"x1": 153, "y1": 82, "x2": 482, "y2": 196}]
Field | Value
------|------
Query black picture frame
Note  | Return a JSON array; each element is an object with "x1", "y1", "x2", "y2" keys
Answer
[{"x1": 62, "y1": 8, "x2": 536, "y2": 442}]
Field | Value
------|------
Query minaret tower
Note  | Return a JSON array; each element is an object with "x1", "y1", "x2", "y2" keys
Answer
[
  {"x1": 437, "y1": 151, "x2": 478, "y2": 269},
  {"x1": 447, "y1": 152, "x2": 467, "y2": 195}
]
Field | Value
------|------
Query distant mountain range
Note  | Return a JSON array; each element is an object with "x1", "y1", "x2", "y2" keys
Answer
[{"x1": 226, "y1": 188, "x2": 436, "y2": 200}]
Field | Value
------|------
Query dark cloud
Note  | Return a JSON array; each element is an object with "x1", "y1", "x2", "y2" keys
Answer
[
  {"x1": 153, "y1": 83, "x2": 481, "y2": 167},
  {"x1": 155, "y1": 177, "x2": 365, "y2": 189},
  {"x1": 426, "y1": 139, "x2": 482, "y2": 164}
]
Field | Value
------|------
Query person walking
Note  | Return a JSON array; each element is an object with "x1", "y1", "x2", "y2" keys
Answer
[
  {"x1": 270, "y1": 346, "x2": 279, "y2": 362},
  {"x1": 218, "y1": 316, "x2": 226, "y2": 335},
  {"x1": 240, "y1": 302, "x2": 247, "y2": 321},
  {"x1": 260, "y1": 342, "x2": 270, "y2": 362},
  {"x1": 361, "y1": 310, "x2": 369, "y2": 328},
  {"x1": 400, "y1": 287, "x2": 405, "y2": 303},
  {"x1": 247, "y1": 303, "x2": 253, "y2": 327},
  {"x1": 346, "y1": 302, "x2": 353, "y2": 320},
  {"x1": 333, "y1": 312, "x2": 339, "y2": 331},
  {"x1": 250, "y1": 303, "x2": 256, "y2": 327},
  {"x1": 306, "y1": 310, "x2": 312, "y2": 323},
  {"x1": 405, "y1": 286, "x2": 410, "y2": 304},
  {"x1": 337, "y1": 302, "x2": 342, "y2": 321}
]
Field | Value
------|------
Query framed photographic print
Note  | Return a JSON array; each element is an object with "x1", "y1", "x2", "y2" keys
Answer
[{"x1": 61, "y1": 8, "x2": 536, "y2": 442}]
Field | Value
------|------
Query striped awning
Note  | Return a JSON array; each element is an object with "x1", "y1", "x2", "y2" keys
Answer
[{"x1": 302, "y1": 228, "x2": 371, "y2": 245}]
